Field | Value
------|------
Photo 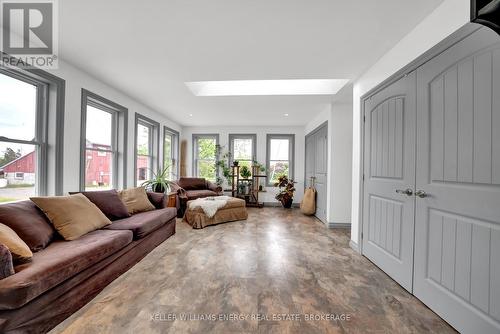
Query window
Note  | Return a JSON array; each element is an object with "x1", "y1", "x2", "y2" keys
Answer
[
  {"x1": 163, "y1": 127, "x2": 179, "y2": 181},
  {"x1": 80, "y1": 90, "x2": 128, "y2": 191},
  {"x1": 193, "y1": 134, "x2": 219, "y2": 182},
  {"x1": 266, "y1": 134, "x2": 295, "y2": 185},
  {"x1": 229, "y1": 134, "x2": 256, "y2": 174},
  {"x1": 135, "y1": 114, "x2": 159, "y2": 186},
  {"x1": 0, "y1": 70, "x2": 47, "y2": 202}
]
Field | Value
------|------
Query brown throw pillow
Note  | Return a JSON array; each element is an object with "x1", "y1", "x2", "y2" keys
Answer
[
  {"x1": 147, "y1": 191, "x2": 167, "y2": 209},
  {"x1": 0, "y1": 223, "x2": 33, "y2": 264},
  {"x1": 0, "y1": 244, "x2": 15, "y2": 279},
  {"x1": 0, "y1": 200, "x2": 56, "y2": 251},
  {"x1": 118, "y1": 187, "x2": 155, "y2": 214},
  {"x1": 69, "y1": 190, "x2": 130, "y2": 221},
  {"x1": 30, "y1": 194, "x2": 112, "y2": 241}
]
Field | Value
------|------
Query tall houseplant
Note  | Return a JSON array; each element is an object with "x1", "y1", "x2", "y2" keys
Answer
[
  {"x1": 141, "y1": 166, "x2": 175, "y2": 193},
  {"x1": 274, "y1": 175, "x2": 296, "y2": 208}
]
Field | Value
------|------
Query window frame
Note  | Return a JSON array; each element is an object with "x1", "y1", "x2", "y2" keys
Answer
[
  {"x1": 266, "y1": 134, "x2": 295, "y2": 186},
  {"x1": 80, "y1": 89, "x2": 128, "y2": 191},
  {"x1": 0, "y1": 68, "x2": 49, "y2": 195},
  {"x1": 0, "y1": 58, "x2": 65, "y2": 197},
  {"x1": 228, "y1": 133, "x2": 256, "y2": 168},
  {"x1": 163, "y1": 126, "x2": 179, "y2": 181},
  {"x1": 134, "y1": 113, "x2": 160, "y2": 186},
  {"x1": 192, "y1": 133, "x2": 219, "y2": 181}
]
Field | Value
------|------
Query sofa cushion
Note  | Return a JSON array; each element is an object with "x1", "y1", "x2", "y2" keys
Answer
[
  {"x1": 0, "y1": 244, "x2": 15, "y2": 280},
  {"x1": 0, "y1": 200, "x2": 55, "y2": 251},
  {"x1": 106, "y1": 207, "x2": 176, "y2": 239},
  {"x1": 0, "y1": 229, "x2": 133, "y2": 310},
  {"x1": 118, "y1": 187, "x2": 156, "y2": 214},
  {"x1": 178, "y1": 177, "x2": 207, "y2": 190},
  {"x1": 31, "y1": 194, "x2": 112, "y2": 241},
  {"x1": 69, "y1": 190, "x2": 130, "y2": 221},
  {"x1": 185, "y1": 190, "x2": 218, "y2": 200},
  {"x1": 0, "y1": 223, "x2": 33, "y2": 264}
]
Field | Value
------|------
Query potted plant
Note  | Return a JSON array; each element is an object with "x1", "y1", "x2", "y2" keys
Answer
[
  {"x1": 141, "y1": 166, "x2": 175, "y2": 193},
  {"x1": 240, "y1": 165, "x2": 251, "y2": 179},
  {"x1": 274, "y1": 175, "x2": 296, "y2": 208},
  {"x1": 233, "y1": 160, "x2": 239, "y2": 167}
]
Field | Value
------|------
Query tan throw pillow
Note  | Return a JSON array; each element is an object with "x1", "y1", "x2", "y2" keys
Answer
[
  {"x1": 118, "y1": 187, "x2": 155, "y2": 214},
  {"x1": 0, "y1": 223, "x2": 33, "y2": 264},
  {"x1": 30, "y1": 194, "x2": 112, "y2": 241}
]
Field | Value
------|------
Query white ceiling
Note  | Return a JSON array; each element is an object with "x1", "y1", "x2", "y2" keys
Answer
[{"x1": 59, "y1": 0, "x2": 443, "y2": 126}]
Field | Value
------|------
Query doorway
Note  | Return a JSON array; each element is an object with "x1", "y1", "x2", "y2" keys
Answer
[
  {"x1": 361, "y1": 26, "x2": 500, "y2": 334},
  {"x1": 305, "y1": 122, "x2": 328, "y2": 223}
]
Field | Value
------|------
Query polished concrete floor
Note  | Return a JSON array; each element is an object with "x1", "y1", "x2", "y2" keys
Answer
[{"x1": 51, "y1": 207, "x2": 455, "y2": 334}]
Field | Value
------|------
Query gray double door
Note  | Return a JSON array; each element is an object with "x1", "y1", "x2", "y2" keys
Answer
[
  {"x1": 362, "y1": 27, "x2": 500, "y2": 333},
  {"x1": 305, "y1": 123, "x2": 328, "y2": 223}
]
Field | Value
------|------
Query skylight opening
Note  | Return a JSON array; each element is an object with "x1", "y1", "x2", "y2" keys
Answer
[{"x1": 185, "y1": 79, "x2": 349, "y2": 96}]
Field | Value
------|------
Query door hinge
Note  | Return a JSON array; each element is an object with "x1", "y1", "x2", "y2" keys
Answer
[
  {"x1": 362, "y1": 174, "x2": 365, "y2": 181},
  {"x1": 361, "y1": 232, "x2": 364, "y2": 240},
  {"x1": 363, "y1": 115, "x2": 366, "y2": 123}
]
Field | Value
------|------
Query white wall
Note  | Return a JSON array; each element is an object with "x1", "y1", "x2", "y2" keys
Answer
[
  {"x1": 181, "y1": 126, "x2": 305, "y2": 204},
  {"x1": 305, "y1": 102, "x2": 353, "y2": 227},
  {"x1": 350, "y1": 0, "x2": 470, "y2": 247},
  {"x1": 48, "y1": 60, "x2": 181, "y2": 194},
  {"x1": 330, "y1": 103, "x2": 352, "y2": 225}
]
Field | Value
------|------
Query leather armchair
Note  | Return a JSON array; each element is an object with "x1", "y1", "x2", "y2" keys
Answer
[{"x1": 171, "y1": 178, "x2": 223, "y2": 217}]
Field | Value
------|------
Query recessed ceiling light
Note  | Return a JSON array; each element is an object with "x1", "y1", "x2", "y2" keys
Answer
[
  {"x1": 284, "y1": 113, "x2": 289, "y2": 117},
  {"x1": 185, "y1": 79, "x2": 349, "y2": 96},
  {"x1": 189, "y1": 114, "x2": 193, "y2": 117}
]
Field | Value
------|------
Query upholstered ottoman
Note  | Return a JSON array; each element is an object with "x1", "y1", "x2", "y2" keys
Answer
[{"x1": 184, "y1": 197, "x2": 247, "y2": 229}]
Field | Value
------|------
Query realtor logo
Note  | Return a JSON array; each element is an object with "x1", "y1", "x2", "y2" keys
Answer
[{"x1": 0, "y1": 0, "x2": 58, "y2": 68}]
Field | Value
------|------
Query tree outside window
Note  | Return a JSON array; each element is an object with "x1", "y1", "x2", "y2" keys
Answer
[
  {"x1": 267, "y1": 135, "x2": 294, "y2": 186},
  {"x1": 193, "y1": 135, "x2": 218, "y2": 181}
]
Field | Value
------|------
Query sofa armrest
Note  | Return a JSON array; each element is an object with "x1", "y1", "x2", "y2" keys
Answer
[
  {"x1": 146, "y1": 192, "x2": 167, "y2": 209},
  {"x1": 206, "y1": 180, "x2": 223, "y2": 194},
  {"x1": 170, "y1": 182, "x2": 187, "y2": 199},
  {"x1": 0, "y1": 244, "x2": 15, "y2": 280}
]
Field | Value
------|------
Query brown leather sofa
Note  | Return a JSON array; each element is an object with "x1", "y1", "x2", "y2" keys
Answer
[
  {"x1": 171, "y1": 177, "x2": 223, "y2": 217},
  {"x1": 0, "y1": 192, "x2": 176, "y2": 333}
]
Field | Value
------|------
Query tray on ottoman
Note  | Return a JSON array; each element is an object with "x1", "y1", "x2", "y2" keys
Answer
[{"x1": 184, "y1": 197, "x2": 247, "y2": 229}]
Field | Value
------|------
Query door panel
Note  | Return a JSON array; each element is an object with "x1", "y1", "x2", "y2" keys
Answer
[
  {"x1": 314, "y1": 127, "x2": 328, "y2": 223},
  {"x1": 414, "y1": 27, "x2": 500, "y2": 334},
  {"x1": 362, "y1": 72, "x2": 416, "y2": 292},
  {"x1": 305, "y1": 124, "x2": 328, "y2": 223},
  {"x1": 305, "y1": 135, "x2": 315, "y2": 184}
]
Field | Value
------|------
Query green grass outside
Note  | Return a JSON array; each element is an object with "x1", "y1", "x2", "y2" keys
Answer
[
  {"x1": 0, "y1": 197, "x2": 17, "y2": 203},
  {"x1": 4, "y1": 184, "x2": 34, "y2": 188}
]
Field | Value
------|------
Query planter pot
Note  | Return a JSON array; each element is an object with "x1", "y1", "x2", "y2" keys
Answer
[
  {"x1": 152, "y1": 184, "x2": 166, "y2": 193},
  {"x1": 281, "y1": 198, "x2": 293, "y2": 209}
]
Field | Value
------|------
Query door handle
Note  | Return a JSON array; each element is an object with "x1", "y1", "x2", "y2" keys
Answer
[
  {"x1": 396, "y1": 188, "x2": 413, "y2": 196},
  {"x1": 415, "y1": 190, "x2": 427, "y2": 198}
]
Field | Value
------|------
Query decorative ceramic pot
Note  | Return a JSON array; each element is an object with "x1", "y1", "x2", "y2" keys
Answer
[{"x1": 281, "y1": 198, "x2": 293, "y2": 208}]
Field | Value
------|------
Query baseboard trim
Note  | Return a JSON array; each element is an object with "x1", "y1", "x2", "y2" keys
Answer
[
  {"x1": 349, "y1": 240, "x2": 360, "y2": 253},
  {"x1": 263, "y1": 202, "x2": 300, "y2": 208},
  {"x1": 327, "y1": 222, "x2": 351, "y2": 229}
]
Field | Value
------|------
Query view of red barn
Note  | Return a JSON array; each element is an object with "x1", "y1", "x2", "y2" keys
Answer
[{"x1": 0, "y1": 142, "x2": 149, "y2": 188}]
